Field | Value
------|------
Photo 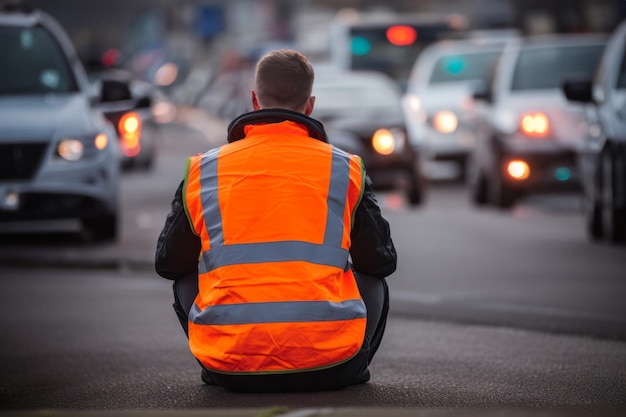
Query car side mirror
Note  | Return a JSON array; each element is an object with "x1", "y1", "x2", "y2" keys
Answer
[
  {"x1": 562, "y1": 79, "x2": 593, "y2": 103},
  {"x1": 472, "y1": 87, "x2": 492, "y2": 103},
  {"x1": 136, "y1": 95, "x2": 152, "y2": 108},
  {"x1": 100, "y1": 79, "x2": 133, "y2": 102}
]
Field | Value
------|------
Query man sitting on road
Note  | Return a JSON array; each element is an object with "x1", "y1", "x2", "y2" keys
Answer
[{"x1": 155, "y1": 49, "x2": 397, "y2": 393}]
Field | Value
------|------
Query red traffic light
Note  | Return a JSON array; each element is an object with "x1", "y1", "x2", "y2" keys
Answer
[{"x1": 386, "y1": 25, "x2": 417, "y2": 46}]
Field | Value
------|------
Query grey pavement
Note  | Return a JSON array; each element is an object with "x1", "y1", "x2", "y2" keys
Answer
[
  {"x1": 1, "y1": 212, "x2": 624, "y2": 417},
  {"x1": 1, "y1": 409, "x2": 625, "y2": 417}
]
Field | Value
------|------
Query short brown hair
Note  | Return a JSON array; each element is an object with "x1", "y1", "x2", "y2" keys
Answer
[{"x1": 253, "y1": 49, "x2": 314, "y2": 111}]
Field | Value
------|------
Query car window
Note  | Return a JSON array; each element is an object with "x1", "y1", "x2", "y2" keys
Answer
[
  {"x1": 0, "y1": 26, "x2": 78, "y2": 94},
  {"x1": 314, "y1": 77, "x2": 401, "y2": 110},
  {"x1": 429, "y1": 50, "x2": 501, "y2": 84},
  {"x1": 511, "y1": 43, "x2": 604, "y2": 91}
]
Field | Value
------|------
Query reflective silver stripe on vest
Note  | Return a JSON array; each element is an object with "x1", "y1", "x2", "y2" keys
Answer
[
  {"x1": 324, "y1": 147, "x2": 350, "y2": 246},
  {"x1": 199, "y1": 148, "x2": 223, "y2": 247},
  {"x1": 197, "y1": 146, "x2": 353, "y2": 274},
  {"x1": 190, "y1": 299, "x2": 366, "y2": 325},
  {"x1": 201, "y1": 241, "x2": 348, "y2": 271}
]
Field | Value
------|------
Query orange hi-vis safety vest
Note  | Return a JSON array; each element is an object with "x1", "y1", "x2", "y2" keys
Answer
[{"x1": 183, "y1": 120, "x2": 367, "y2": 374}]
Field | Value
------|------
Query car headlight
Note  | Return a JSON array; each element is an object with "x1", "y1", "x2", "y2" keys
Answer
[
  {"x1": 94, "y1": 133, "x2": 109, "y2": 150},
  {"x1": 57, "y1": 133, "x2": 109, "y2": 161},
  {"x1": 57, "y1": 138, "x2": 84, "y2": 161},
  {"x1": 432, "y1": 111, "x2": 458, "y2": 133},
  {"x1": 372, "y1": 128, "x2": 406, "y2": 155},
  {"x1": 403, "y1": 94, "x2": 427, "y2": 125}
]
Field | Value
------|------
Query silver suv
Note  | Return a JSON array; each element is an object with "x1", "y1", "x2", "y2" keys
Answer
[
  {"x1": 563, "y1": 20, "x2": 626, "y2": 244},
  {"x1": 0, "y1": 6, "x2": 120, "y2": 241}
]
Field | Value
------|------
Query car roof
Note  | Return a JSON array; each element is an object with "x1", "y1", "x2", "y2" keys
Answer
[{"x1": 424, "y1": 37, "x2": 512, "y2": 55}]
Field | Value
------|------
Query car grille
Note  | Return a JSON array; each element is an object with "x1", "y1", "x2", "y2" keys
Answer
[{"x1": 0, "y1": 143, "x2": 49, "y2": 180}]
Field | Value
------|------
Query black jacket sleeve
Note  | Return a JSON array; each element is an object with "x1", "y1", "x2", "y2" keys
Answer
[
  {"x1": 349, "y1": 175, "x2": 397, "y2": 279},
  {"x1": 155, "y1": 180, "x2": 201, "y2": 280}
]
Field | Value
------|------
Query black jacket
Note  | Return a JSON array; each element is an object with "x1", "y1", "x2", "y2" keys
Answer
[{"x1": 155, "y1": 110, "x2": 397, "y2": 281}]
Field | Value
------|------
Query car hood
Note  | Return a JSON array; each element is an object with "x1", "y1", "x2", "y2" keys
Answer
[{"x1": 0, "y1": 94, "x2": 96, "y2": 140}]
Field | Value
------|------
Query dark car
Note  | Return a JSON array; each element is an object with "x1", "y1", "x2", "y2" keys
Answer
[
  {"x1": 312, "y1": 69, "x2": 426, "y2": 206},
  {"x1": 0, "y1": 5, "x2": 120, "y2": 241},
  {"x1": 563, "y1": 20, "x2": 626, "y2": 243},
  {"x1": 90, "y1": 69, "x2": 166, "y2": 171},
  {"x1": 468, "y1": 34, "x2": 606, "y2": 209}
]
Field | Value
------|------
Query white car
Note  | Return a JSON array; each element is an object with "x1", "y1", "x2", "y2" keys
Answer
[
  {"x1": 563, "y1": 20, "x2": 626, "y2": 243},
  {"x1": 0, "y1": 6, "x2": 120, "y2": 240},
  {"x1": 468, "y1": 34, "x2": 607, "y2": 209},
  {"x1": 403, "y1": 38, "x2": 508, "y2": 180}
]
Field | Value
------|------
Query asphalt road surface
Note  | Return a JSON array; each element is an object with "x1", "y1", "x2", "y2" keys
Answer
[{"x1": 0, "y1": 115, "x2": 625, "y2": 412}]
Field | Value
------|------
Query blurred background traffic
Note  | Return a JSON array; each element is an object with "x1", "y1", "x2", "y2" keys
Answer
[{"x1": 1, "y1": 0, "x2": 626, "y2": 244}]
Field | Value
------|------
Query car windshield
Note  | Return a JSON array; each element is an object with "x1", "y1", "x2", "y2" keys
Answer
[
  {"x1": 0, "y1": 26, "x2": 78, "y2": 95},
  {"x1": 511, "y1": 43, "x2": 604, "y2": 91},
  {"x1": 314, "y1": 77, "x2": 401, "y2": 110},
  {"x1": 429, "y1": 50, "x2": 500, "y2": 84}
]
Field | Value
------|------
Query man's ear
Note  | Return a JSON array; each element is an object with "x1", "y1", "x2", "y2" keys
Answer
[
  {"x1": 303, "y1": 96, "x2": 315, "y2": 116},
  {"x1": 251, "y1": 90, "x2": 261, "y2": 110}
]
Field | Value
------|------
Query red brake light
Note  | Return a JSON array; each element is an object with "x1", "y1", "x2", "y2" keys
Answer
[
  {"x1": 386, "y1": 25, "x2": 417, "y2": 46},
  {"x1": 118, "y1": 112, "x2": 141, "y2": 157},
  {"x1": 520, "y1": 113, "x2": 549, "y2": 137}
]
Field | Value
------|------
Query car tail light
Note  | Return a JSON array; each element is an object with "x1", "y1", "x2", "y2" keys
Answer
[
  {"x1": 433, "y1": 111, "x2": 457, "y2": 133},
  {"x1": 118, "y1": 112, "x2": 141, "y2": 157},
  {"x1": 520, "y1": 112, "x2": 549, "y2": 137},
  {"x1": 506, "y1": 160, "x2": 530, "y2": 180}
]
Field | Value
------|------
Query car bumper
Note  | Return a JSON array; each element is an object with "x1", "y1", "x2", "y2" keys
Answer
[
  {"x1": 408, "y1": 123, "x2": 475, "y2": 162},
  {"x1": 0, "y1": 157, "x2": 118, "y2": 221},
  {"x1": 500, "y1": 146, "x2": 580, "y2": 192},
  {"x1": 423, "y1": 130, "x2": 475, "y2": 161}
]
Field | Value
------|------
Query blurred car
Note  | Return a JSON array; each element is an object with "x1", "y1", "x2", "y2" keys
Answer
[
  {"x1": 312, "y1": 69, "x2": 425, "y2": 206},
  {"x1": 0, "y1": 5, "x2": 120, "y2": 240},
  {"x1": 562, "y1": 20, "x2": 626, "y2": 243},
  {"x1": 468, "y1": 34, "x2": 606, "y2": 208},
  {"x1": 89, "y1": 69, "x2": 168, "y2": 171},
  {"x1": 402, "y1": 38, "x2": 509, "y2": 181}
]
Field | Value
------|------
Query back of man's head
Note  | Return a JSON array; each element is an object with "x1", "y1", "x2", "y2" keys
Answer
[{"x1": 253, "y1": 49, "x2": 314, "y2": 112}]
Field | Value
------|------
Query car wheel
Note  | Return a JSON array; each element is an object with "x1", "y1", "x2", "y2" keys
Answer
[
  {"x1": 82, "y1": 214, "x2": 118, "y2": 242},
  {"x1": 600, "y1": 148, "x2": 626, "y2": 243},
  {"x1": 469, "y1": 166, "x2": 488, "y2": 206},
  {"x1": 456, "y1": 158, "x2": 468, "y2": 183},
  {"x1": 488, "y1": 165, "x2": 516, "y2": 209},
  {"x1": 583, "y1": 184, "x2": 602, "y2": 241},
  {"x1": 140, "y1": 151, "x2": 155, "y2": 171},
  {"x1": 406, "y1": 169, "x2": 425, "y2": 207}
]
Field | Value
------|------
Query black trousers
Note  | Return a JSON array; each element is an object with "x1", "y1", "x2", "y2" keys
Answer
[{"x1": 172, "y1": 271, "x2": 389, "y2": 392}]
